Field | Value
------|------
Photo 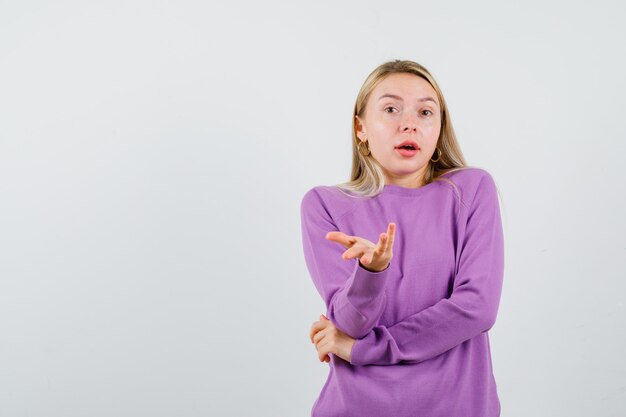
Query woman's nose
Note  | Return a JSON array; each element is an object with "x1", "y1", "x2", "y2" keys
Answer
[{"x1": 401, "y1": 113, "x2": 418, "y2": 132}]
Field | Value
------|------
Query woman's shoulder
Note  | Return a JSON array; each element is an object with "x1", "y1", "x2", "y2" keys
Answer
[
  {"x1": 438, "y1": 166, "x2": 499, "y2": 207},
  {"x1": 300, "y1": 184, "x2": 360, "y2": 220},
  {"x1": 441, "y1": 165, "x2": 493, "y2": 181},
  {"x1": 301, "y1": 184, "x2": 346, "y2": 202}
]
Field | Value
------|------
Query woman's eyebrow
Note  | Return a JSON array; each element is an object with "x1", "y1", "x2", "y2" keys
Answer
[{"x1": 377, "y1": 93, "x2": 438, "y2": 105}]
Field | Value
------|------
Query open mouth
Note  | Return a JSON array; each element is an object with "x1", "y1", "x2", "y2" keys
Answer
[
  {"x1": 395, "y1": 147, "x2": 418, "y2": 156},
  {"x1": 394, "y1": 140, "x2": 420, "y2": 151}
]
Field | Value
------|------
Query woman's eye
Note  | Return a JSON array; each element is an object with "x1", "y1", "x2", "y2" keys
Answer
[
  {"x1": 422, "y1": 110, "x2": 433, "y2": 116},
  {"x1": 384, "y1": 107, "x2": 397, "y2": 113}
]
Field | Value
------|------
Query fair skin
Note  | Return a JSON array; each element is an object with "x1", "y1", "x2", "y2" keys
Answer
[
  {"x1": 309, "y1": 72, "x2": 442, "y2": 363},
  {"x1": 356, "y1": 72, "x2": 442, "y2": 188}
]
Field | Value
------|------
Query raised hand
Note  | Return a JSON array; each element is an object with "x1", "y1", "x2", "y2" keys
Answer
[{"x1": 325, "y1": 222, "x2": 396, "y2": 272}]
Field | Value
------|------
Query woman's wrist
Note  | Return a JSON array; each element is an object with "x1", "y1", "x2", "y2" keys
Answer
[{"x1": 358, "y1": 260, "x2": 389, "y2": 273}]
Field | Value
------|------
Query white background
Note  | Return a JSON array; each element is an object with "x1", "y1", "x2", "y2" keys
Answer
[{"x1": 1, "y1": 1, "x2": 624, "y2": 416}]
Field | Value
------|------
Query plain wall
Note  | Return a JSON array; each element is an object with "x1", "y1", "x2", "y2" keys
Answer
[{"x1": 1, "y1": 1, "x2": 624, "y2": 416}]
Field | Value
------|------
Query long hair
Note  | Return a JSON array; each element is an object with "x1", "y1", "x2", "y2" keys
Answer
[{"x1": 335, "y1": 59, "x2": 476, "y2": 198}]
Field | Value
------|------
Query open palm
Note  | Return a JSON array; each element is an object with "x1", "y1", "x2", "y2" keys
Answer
[{"x1": 325, "y1": 222, "x2": 396, "y2": 272}]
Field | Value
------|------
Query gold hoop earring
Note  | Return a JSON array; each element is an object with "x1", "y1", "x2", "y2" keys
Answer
[
  {"x1": 430, "y1": 147, "x2": 442, "y2": 163},
  {"x1": 358, "y1": 140, "x2": 371, "y2": 156}
]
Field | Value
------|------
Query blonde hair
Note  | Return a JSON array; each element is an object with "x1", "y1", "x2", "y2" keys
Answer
[{"x1": 335, "y1": 59, "x2": 476, "y2": 198}]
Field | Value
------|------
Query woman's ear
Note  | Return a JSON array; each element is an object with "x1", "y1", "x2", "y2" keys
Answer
[{"x1": 355, "y1": 115, "x2": 366, "y2": 141}]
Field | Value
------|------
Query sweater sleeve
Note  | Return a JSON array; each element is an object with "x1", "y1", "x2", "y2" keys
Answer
[
  {"x1": 300, "y1": 188, "x2": 391, "y2": 339},
  {"x1": 349, "y1": 173, "x2": 504, "y2": 366}
]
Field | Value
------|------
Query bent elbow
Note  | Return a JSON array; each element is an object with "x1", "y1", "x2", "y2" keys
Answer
[
  {"x1": 328, "y1": 295, "x2": 387, "y2": 339},
  {"x1": 480, "y1": 306, "x2": 499, "y2": 332}
]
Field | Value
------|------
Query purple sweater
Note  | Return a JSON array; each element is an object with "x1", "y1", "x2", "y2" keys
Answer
[{"x1": 300, "y1": 167, "x2": 504, "y2": 417}]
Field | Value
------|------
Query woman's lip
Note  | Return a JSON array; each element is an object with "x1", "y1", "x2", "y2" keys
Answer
[
  {"x1": 395, "y1": 148, "x2": 419, "y2": 157},
  {"x1": 396, "y1": 141, "x2": 419, "y2": 149}
]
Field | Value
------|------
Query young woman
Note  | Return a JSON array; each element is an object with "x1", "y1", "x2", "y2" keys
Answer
[{"x1": 300, "y1": 59, "x2": 505, "y2": 417}]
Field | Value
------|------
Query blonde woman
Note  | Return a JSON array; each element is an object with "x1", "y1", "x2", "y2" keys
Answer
[{"x1": 301, "y1": 59, "x2": 504, "y2": 417}]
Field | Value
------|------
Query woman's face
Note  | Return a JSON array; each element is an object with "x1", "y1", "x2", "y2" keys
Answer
[{"x1": 355, "y1": 72, "x2": 442, "y2": 188}]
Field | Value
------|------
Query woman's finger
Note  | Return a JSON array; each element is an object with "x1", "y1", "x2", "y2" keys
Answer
[
  {"x1": 378, "y1": 232, "x2": 387, "y2": 251},
  {"x1": 325, "y1": 231, "x2": 356, "y2": 248},
  {"x1": 384, "y1": 223, "x2": 396, "y2": 252},
  {"x1": 317, "y1": 339, "x2": 330, "y2": 362},
  {"x1": 311, "y1": 314, "x2": 332, "y2": 342},
  {"x1": 313, "y1": 329, "x2": 326, "y2": 346},
  {"x1": 377, "y1": 225, "x2": 393, "y2": 255},
  {"x1": 309, "y1": 321, "x2": 326, "y2": 343},
  {"x1": 311, "y1": 324, "x2": 331, "y2": 362}
]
